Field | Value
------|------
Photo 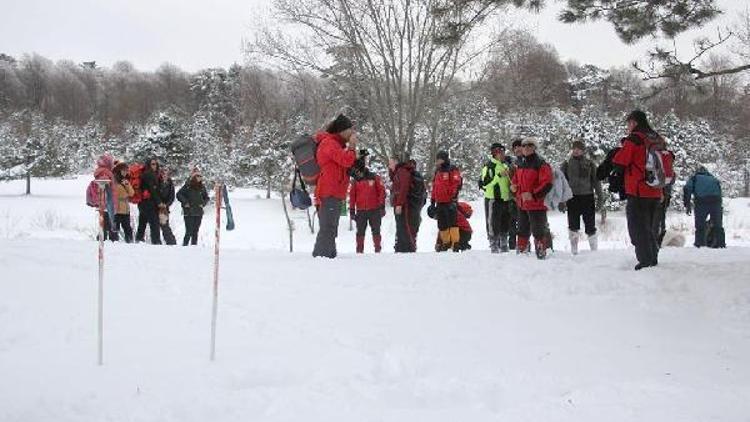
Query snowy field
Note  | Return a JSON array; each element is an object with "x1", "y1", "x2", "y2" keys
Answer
[{"x1": 1, "y1": 176, "x2": 750, "y2": 421}]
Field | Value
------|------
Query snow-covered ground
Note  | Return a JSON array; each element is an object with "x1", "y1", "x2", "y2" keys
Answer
[{"x1": 1, "y1": 176, "x2": 750, "y2": 421}]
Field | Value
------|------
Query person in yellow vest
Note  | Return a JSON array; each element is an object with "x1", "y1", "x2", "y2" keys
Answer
[{"x1": 479, "y1": 143, "x2": 512, "y2": 252}]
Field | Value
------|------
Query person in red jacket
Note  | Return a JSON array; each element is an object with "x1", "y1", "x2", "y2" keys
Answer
[
  {"x1": 430, "y1": 150, "x2": 463, "y2": 252},
  {"x1": 389, "y1": 156, "x2": 423, "y2": 253},
  {"x1": 613, "y1": 110, "x2": 666, "y2": 270},
  {"x1": 349, "y1": 158, "x2": 386, "y2": 253},
  {"x1": 510, "y1": 137, "x2": 553, "y2": 259},
  {"x1": 312, "y1": 114, "x2": 358, "y2": 258}
]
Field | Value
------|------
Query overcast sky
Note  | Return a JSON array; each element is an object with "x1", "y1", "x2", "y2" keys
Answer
[{"x1": 0, "y1": 0, "x2": 744, "y2": 72}]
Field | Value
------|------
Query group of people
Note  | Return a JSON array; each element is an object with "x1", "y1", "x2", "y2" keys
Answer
[
  {"x1": 310, "y1": 111, "x2": 726, "y2": 269},
  {"x1": 89, "y1": 155, "x2": 209, "y2": 246}
]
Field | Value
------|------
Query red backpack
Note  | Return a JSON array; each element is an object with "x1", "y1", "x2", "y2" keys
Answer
[
  {"x1": 128, "y1": 163, "x2": 150, "y2": 204},
  {"x1": 86, "y1": 180, "x2": 100, "y2": 207}
]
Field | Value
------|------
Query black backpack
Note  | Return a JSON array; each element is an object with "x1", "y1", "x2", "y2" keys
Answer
[
  {"x1": 597, "y1": 147, "x2": 626, "y2": 200},
  {"x1": 408, "y1": 169, "x2": 427, "y2": 208}
]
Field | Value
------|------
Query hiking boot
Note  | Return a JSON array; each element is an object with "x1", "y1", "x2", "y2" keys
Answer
[
  {"x1": 499, "y1": 233, "x2": 509, "y2": 253},
  {"x1": 634, "y1": 262, "x2": 651, "y2": 270},
  {"x1": 356, "y1": 235, "x2": 365, "y2": 254},
  {"x1": 489, "y1": 237, "x2": 499, "y2": 253},
  {"x1": 373, "y1": 235, "x2": 382, "y2": 253},
  {"x1": 588, "y1": 233, "x2": 598, "y2": 251},
  {"x1": 535, "y1": 238, "x2": 547, "y2": 260},
  {"x1": 517, "y1": 236, "x2": 530, "y2": 255},
  {"x1": 569, "y1": 230, "x2": 579, "y2": 255}
]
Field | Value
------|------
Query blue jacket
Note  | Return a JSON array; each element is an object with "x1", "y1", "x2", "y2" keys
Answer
[{"x1": 684, "y1": 169, "x2": 722, "y2": 207}]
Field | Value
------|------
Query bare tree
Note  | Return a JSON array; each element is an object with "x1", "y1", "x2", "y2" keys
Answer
[{"x1": 250, "y1": 0, "x2": 495, "y2": 160}]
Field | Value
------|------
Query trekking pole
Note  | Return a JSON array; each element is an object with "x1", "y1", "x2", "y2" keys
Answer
[
  {"x1": 210, "y1": 182, "x2": 223, "y2": 361},
  {"x1": 94, "y1": 179, "x2": 109, "y2": 366}
]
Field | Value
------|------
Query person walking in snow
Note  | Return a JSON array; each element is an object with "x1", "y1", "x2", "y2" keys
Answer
[
  {"x1": 684, "y1": 165, "x2": 724, "y2": 248},
  {"x1": 93, "y1": 154, "x2": 118, "y2": 241},
  {"x1": 389, "y1": 155, "x2": 424, "y2": 253},
  {"x1": 561, "y1": 140, "x2": 604, "y2": 255},
  {"x1": 429, "y1": 150, "x2": 463, "y2": 252},
  {"x1": 112, "y1": 162, "x2": 134, "y2": 243},
  {"x1": 613, "y1": 110, "x2": 665, "y2": 270},
  {"x1": 157, "y1": 167, "x2": 177, "y2": 245},
  {"x1": 510, "y1": 137, "x2": 553, "y2": 259},
  {"x1": 176, "y1": 169, "x2": 209, "y2": 246},
  {"x1": 312, "y1": 114, "x2": 358, "y2": 258},
  {"x1": 135, "y1": 158, "x2": 163, "y2": 244},
  {"x1": 349, "y1": 153, "x2": 386, "y2": 253},
  {"x1": 479, "y1": 143, "x2": 512, "y2": 253}
]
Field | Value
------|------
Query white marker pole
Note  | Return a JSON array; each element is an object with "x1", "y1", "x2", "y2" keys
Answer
[
  {"x1": 210, "y1": 183, "x2": 222, "y2": 361},
  {"x1": 94, "y1": 179, "x2": 109, "y2": 366}
]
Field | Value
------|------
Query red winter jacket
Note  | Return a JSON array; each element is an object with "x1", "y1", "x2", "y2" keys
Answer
[
  {"x1": 431, "y1": 164, "x2": 462, "y2": 204},
  {"x1": 314, "y1": 132, "x2": 357, "y2": 200},
  {"x1": 511, "y1": 154, "x2": 553, "y2": 211},
  {"x1": 612, "y1": 129, "x2": 663, "y2": 199},
  {"x1": 349, "y1": 173, "x2": 386, "y2": 212},
  {"x1": 456, "y1": 201, "x2": 472, "y2": 233},
  {"x1": 390, "y1": 161, "x2": 414, "y2": 207}
]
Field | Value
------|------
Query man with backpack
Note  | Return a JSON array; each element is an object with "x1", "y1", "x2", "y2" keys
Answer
[
  {"x1": 349, "y1": 155, "x2": 386, "y2": 253},
  {"x1": 430, "y1": 150, "x2": 463, "y2": 252},
  {"x1": 510, "y1": 137, "x2": 553, "y2": 259},
  {"x1": 684, "y1": 165, "x2": 724, "y2": 248},
  {"x1": 613, "y1": 110, "x2": 667, "y2": 270},
  {"x1": 561, "y1": 140, "x2": 604, "y2": 255},
  {"x1": 312, "y1": 114, "x2": 358, "y2": 258},
  {"x1": 479, "y1": 143, "x2": 512, "y2": 253},
  {"x1": 135, "y1": 158, "x2": 163, "y2": 245},
  {"x1": 389, "y1": 155, "x2": 424, "y2": 253}
]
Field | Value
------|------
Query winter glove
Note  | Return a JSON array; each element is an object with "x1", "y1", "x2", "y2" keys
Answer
[
  {"x1": 557, "y1": 202, "x2": 566, "y2": 213},
  {"x1": 427, "y1": 204, "x2": 437, "y2": 219},
  {"x1": 686, "y1": 207, "x2": 692, "y2": 216},
  {"x1": 380, "y1": 206, "x2": 386, "y2": 217},
  {"x1": 349, "y1": 209, "x2": 356, "y2": 220}
]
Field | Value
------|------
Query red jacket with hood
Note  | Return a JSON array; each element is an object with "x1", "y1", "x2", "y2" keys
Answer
[{"x1": 314, "y1": 131, "x2": 356, "y2": 200}]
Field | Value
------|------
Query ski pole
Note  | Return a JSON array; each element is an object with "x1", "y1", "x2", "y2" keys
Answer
[
  {"x1": 94, "y1": 179, "x2": 109, "y2": 366},
  {"x1": 210, "y1": 182, "x2": 222, "y2": 361}
]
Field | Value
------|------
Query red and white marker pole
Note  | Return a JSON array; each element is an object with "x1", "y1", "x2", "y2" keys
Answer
[
  {"x1": 94, "y1": 179, "x2": 109, "y2": 366},
  {"x1": 210, "y1": 183, "x2": 223, "y2": 361}
]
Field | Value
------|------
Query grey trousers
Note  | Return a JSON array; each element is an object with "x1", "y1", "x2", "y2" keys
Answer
[{"x1": 313, "y1": 197, "x2": 342, "y2": 258}]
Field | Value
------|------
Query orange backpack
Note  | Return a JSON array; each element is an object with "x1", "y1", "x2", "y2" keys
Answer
[{"x1": 128, "y1": 163, "x2": 150, "y2": 204}]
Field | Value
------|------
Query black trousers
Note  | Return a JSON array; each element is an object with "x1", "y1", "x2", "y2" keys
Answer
[
  {"x1": 484, "y1": 199, "x2": 511, "y2": 239},
  {"x1": 355, "y1": 209, "x2": 382, "y2": 237},
  {"x1": 435, "y1": 202, "x2": 457, "y2": 231},
  {"x1": 313, "y1": 197, "x2": 342, "y2": 258},
  {"x1": 508, "y1": 200, "x2": 518, "y2": 249},
  {"x1": 113, "y1": 214, "x2": 133, "y2": 243},
  {"x1": 653, "y1": 195, "x2": 671, "y2": 247},
  {"x1": 183, "y1": 215, "x2": 202, "y2": 246},
  {"x1": 395, "y1": 205, "x2": 421, "y2": 253},
  {"x1": 694, "y1": 199, "x2": 723, "y2": 247},
  {"x1": 160, "y1": 211, "x2": 177, "y2": 245},
  {"x1": 626, "y1": 196, "x2": 659, "y2": 265},
  {"x1": 518, "y1": 209, "x2": 548, "y2": 240},
  {"x1": 567, "y1": 194, "x2": 596, "y2": 235},
  {"x1": 136, "y1": 202, "x2": 161, "y2": 244}
]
